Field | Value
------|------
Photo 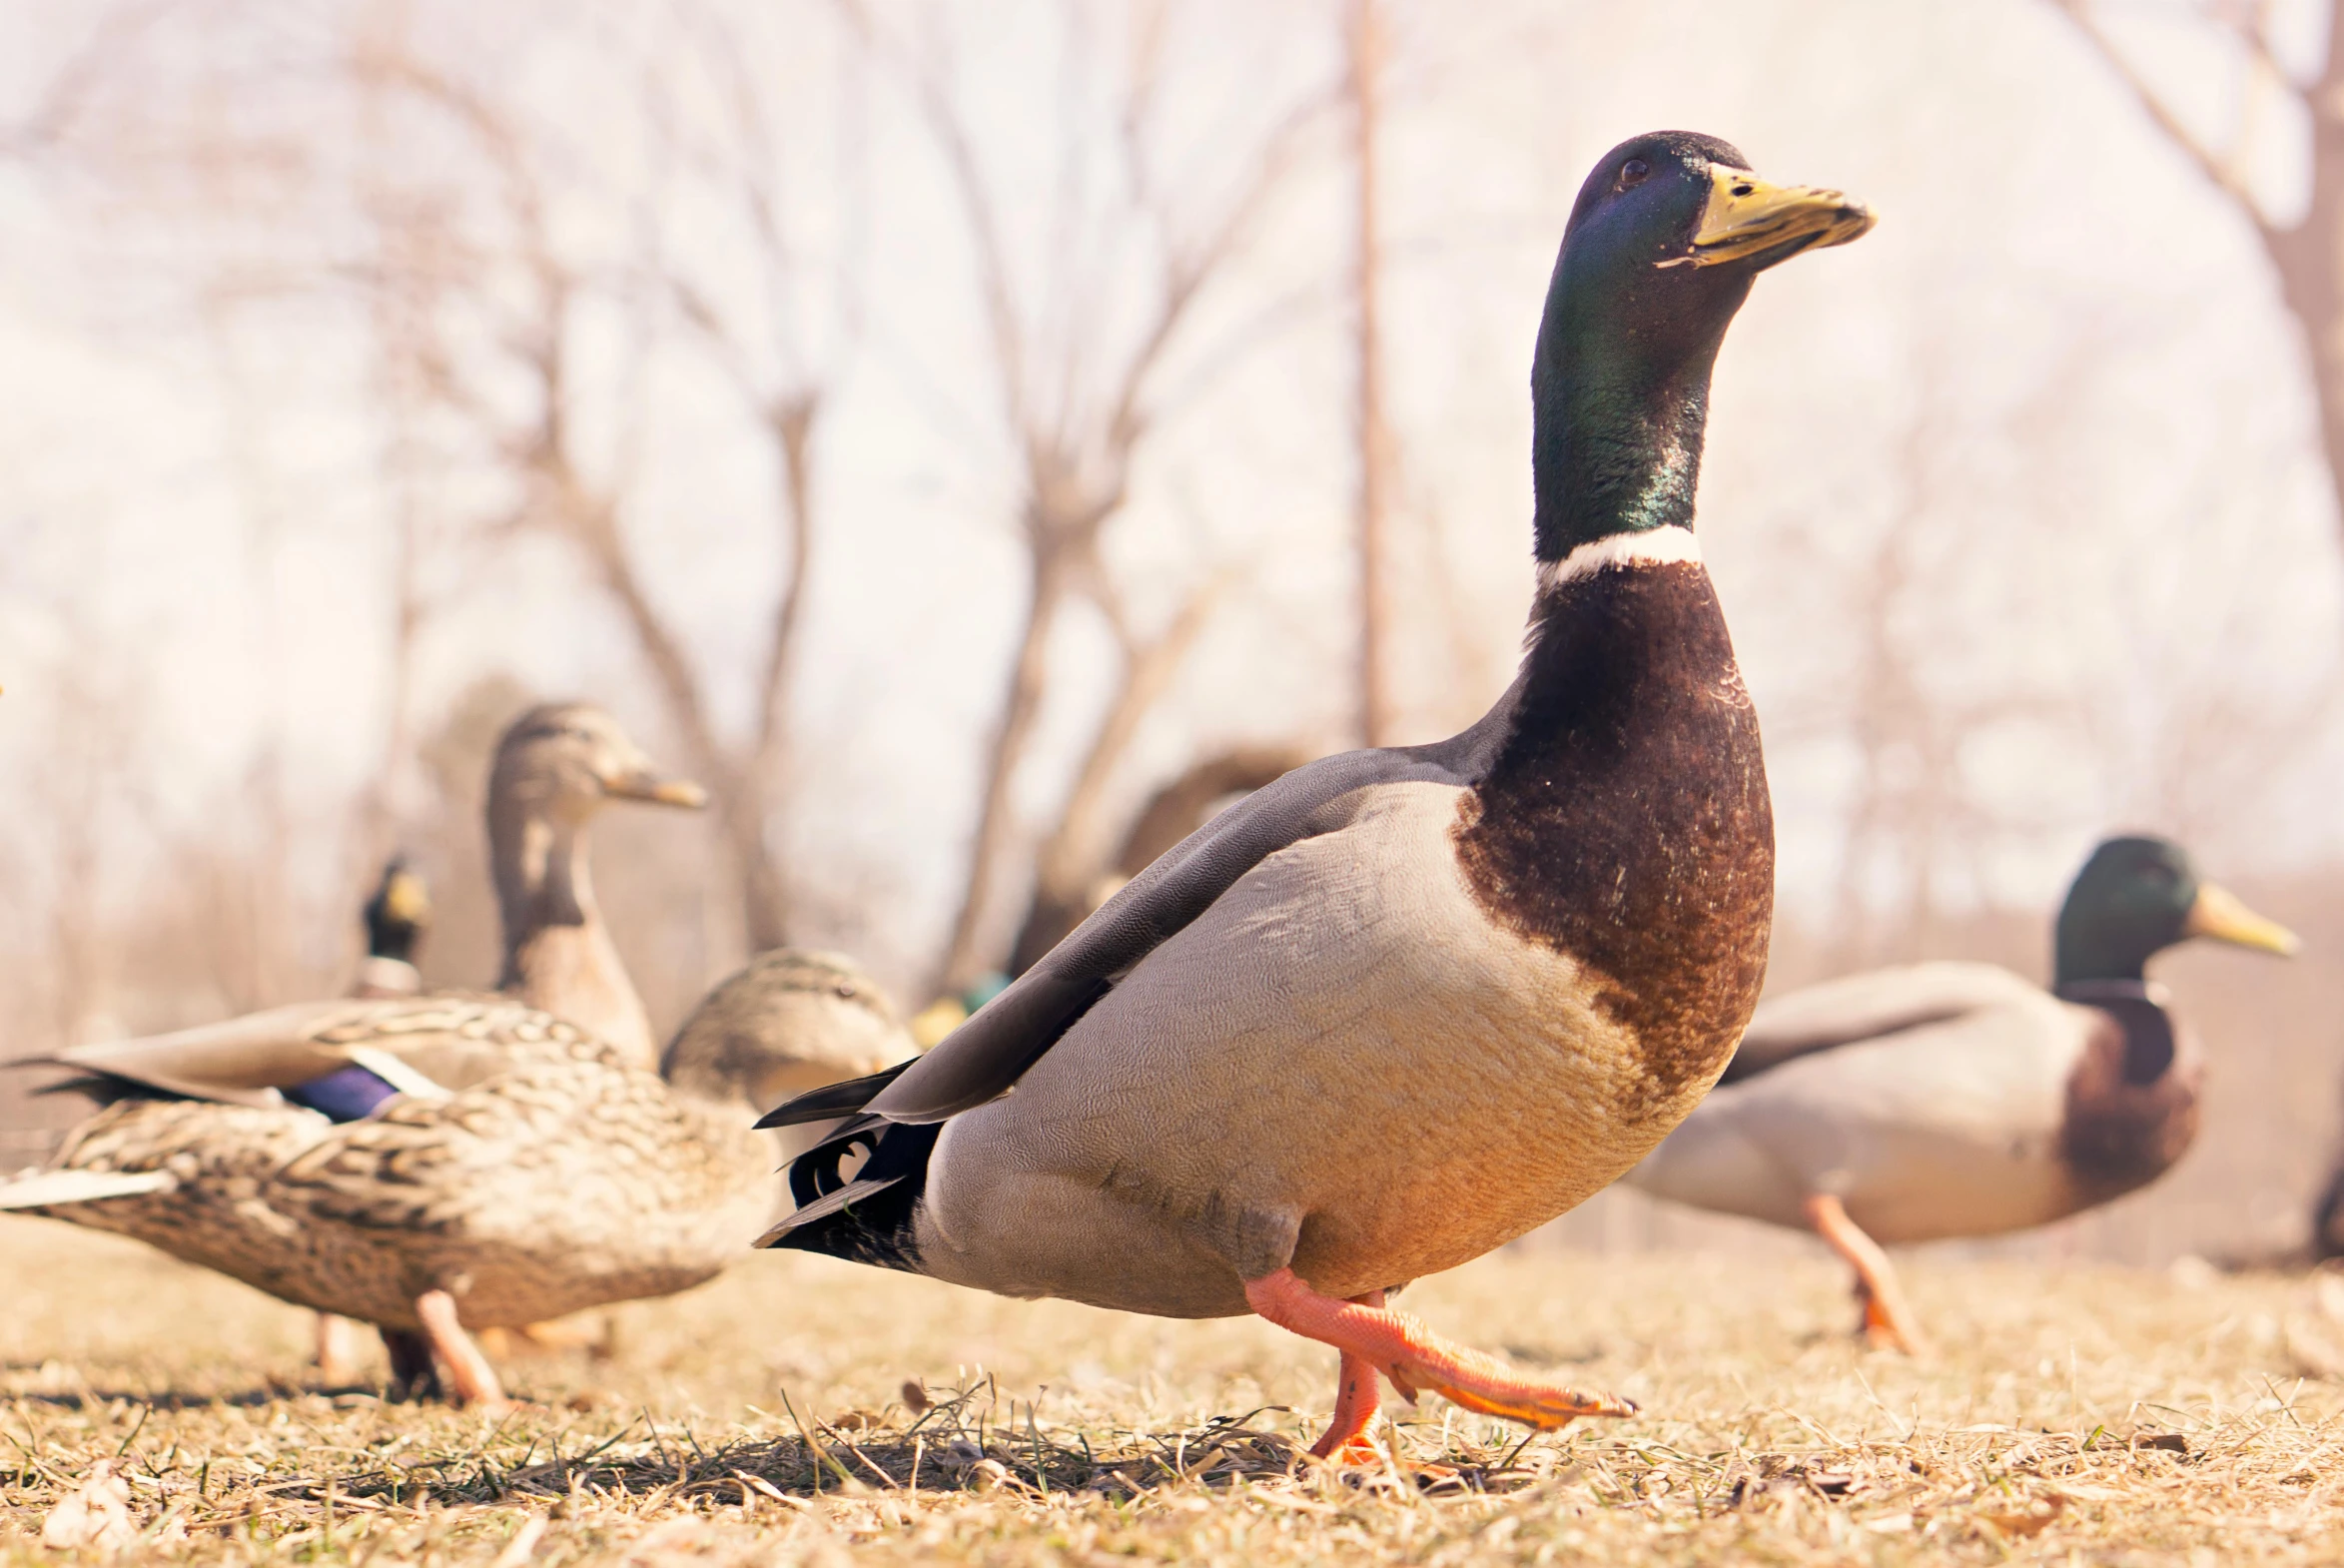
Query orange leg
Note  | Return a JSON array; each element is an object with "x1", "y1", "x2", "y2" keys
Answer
[
  {"x1": 1802, "y1": 1192, "x2": 1929, "y2": 1355},
  {"x1": 1310, "y1": 1290, "x2": 1387, "y2": 1459},
  {"x1": 1245, "y1": 1267, "x2": 1635, "y2": 1432},
  {"x1": 414, "y1": 1289, "x2": 511, "y2": 1412},
  {"x1": 315, "y1": 1313, "x2": 361, "y2": 1386}
]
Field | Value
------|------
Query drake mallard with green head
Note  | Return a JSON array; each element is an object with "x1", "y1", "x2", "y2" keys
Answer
[
  {"x1": 353, "y1": 856, "x2": 432, "y2": 1000},
  {"x1": 1, "y1": 949, "x2": 915, "y2": 1409},
  {"x1": 756, "y1": 132, "x2": 1871, "y2": 1458},
  {"x1": 1627, "y1": 834, "x2": 2298, "y2": 1352}
]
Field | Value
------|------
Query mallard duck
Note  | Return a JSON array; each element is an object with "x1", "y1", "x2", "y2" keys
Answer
[
  {"x1": 758, "y1": 132, "x2": 1872, "y2": 1457},
  {"x1": 1625, "y1": 835, "x2": 2297, "y2": 1352},
  {"x1": 481, "y1": 703, "x2": 707, "y2": 1068},
  {"x1": 1, "y1": 949, "x2": 914, "y2": 1408},
  {"x1": 353, "y1": 857, "x2": 431, "y2": 1000},
  {"x1": 300, "y1": 708, "x2": 696, "y2": 1366}
]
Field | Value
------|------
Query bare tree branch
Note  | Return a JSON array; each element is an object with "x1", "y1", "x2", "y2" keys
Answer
[
  {"x1": 2049, "y1": 0, "x2": 2272, "y2": 232},
  {"x1": 350, "y1": 7, "x2": 864, "y2": 952}
]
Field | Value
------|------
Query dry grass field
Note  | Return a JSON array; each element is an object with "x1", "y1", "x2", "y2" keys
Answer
[{"x1": 6, "y1": 1220, "x2": 2344, "y2": 1565}]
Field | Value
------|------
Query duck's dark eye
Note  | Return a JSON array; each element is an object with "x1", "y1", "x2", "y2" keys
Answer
[{"x1": 1619, "y1": 158, "x2": 1650, "y2": 189}]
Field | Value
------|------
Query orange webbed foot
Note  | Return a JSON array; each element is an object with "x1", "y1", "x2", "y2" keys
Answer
[
  {"x1": 1803, "y1": 1193, "x2": 1931, "y2": 1356},
  {"x1": 1246, "y1": 1267, "x2": 1636, "y2": 1437}
]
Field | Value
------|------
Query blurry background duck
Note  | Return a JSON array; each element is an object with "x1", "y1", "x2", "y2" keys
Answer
[
  {"x1": 352, "y1": 857, "x2": 432, "y2": 1001},
  {"x1": 0, "y1": 948, "x2": 914, "y2": 1410},
  {"x1": 477, "y1": 702, "x2": 708, "y2": 1068},
  {"x1": 1626, "y1": 834, "x2": 2298, "y2": 1352}
]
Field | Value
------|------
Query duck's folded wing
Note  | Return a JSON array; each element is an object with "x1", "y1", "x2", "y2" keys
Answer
[
  {"x1": 1721, "y1": 961, "x2": 2047, "y2": 1086},
  {"x1": 764, "y1": 746, "x2": 1464, "y2": 1130},
  {"x1": 10, "y1": 996, "x2": 589, "y2": 1108}
]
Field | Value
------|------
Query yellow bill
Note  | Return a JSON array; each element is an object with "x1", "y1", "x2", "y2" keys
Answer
[
  {"x1": 608, "y1": 773, "x2": 710, "y2": 809},
  {"x1": 1659, "y1": 167, "x2": 1875, "y2": 270},
  {"x1": 380, "y1": 868, "x2": 431, "y2": 926},
  {"x1": 2182, "y1": 883, "x2": 2299, "y2": 957}
]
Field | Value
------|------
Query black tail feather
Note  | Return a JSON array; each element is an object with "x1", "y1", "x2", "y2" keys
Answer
[
  {"x1": 755, "y1": 1061, "x2": 915, "y2": 1130},
  {"x1": 30, "y1": 1072, "x2": 184, "y2": 1110},
  {"x1": 766, "y1": 1118, "x2": 939, "y2": 1272}
]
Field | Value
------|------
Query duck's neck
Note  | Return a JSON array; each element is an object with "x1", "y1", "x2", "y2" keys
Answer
[
  {"x1": 368, "y1": 921, "x2": 419, "y2": 965},
  {"x1": 1529, "y1": 266, "x2": 1737, "y2": 561},
  {"x1": 489, "y1": 800, "x2": 656, "y2": 1069},
  {"x1": 2052, "y1": 934, "x2": 2155, "y2": 991}
]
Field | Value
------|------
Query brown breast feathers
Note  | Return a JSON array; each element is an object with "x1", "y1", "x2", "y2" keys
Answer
[
  {"x1": 2057, "y1": 983, "x2": 2200, "y2": 1208},
  {"x1": 1451, "y1": 559, "x2": 1773, "y2": 1117}
]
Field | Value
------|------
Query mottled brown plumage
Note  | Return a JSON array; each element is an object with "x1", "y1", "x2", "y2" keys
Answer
[
  {"x1": 32, "y1": 1009, "x2": 761, "y2": 1329},
  {"x1": 3, "y1": 953, "x2": 912, "y2": 1402}
]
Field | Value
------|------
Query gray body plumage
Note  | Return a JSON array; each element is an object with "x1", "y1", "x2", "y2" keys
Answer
[
  {"x1": 915, "y1": 779, "x2": 1659, "y2": 1317},
  {"x1": 1625, "y1": 962, "x2": 2108, "y2": 1242}
]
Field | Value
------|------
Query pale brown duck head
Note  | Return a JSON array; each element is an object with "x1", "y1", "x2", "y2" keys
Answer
[
  {"x1": 485, "y1": 702, "x2": 706, "y2": 1068},
  {"x1": 661, "y1": 949, "x2": 917, "y2": 1114},
  {"x1": 488, "y1": 703, "x2": 707, "y2": 829}
]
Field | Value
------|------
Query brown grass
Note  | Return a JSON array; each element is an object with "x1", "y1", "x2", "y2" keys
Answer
[{"x1": 6, "y1": 1220, "x2": 2344, "y2": 1564}]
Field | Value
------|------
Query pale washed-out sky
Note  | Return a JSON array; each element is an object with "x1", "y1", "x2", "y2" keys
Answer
[{"x1": 0, "y1": 0, "x2": 2334, "y2": 998}]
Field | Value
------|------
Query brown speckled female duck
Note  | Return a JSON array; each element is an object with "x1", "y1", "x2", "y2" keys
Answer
[
  {"x1": 1628, "y1": 835, "x2": 2297, "y2": 1352},
  {"x1": 480, "y1": 703, "x2": 707, "y2": 1068},
  {"x1": 1, "y1": 950, "x2": 913, "y2": 1409},
  {"x1": 758, "y1": 132, "x2": 1873, "y2": 1458}
]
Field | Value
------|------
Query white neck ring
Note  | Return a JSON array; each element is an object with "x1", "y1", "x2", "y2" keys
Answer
[{"x1": 1537, "y1": 527, "x2": 1704, "y2": 593}]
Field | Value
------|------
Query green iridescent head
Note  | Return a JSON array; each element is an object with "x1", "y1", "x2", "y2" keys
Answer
[
  {"x1": 2053, "y1": 835, "x2": 2297, "y2": 986},
  {"x1": 1531, "y1": 131, "x2": 1873, "y2": 561}
]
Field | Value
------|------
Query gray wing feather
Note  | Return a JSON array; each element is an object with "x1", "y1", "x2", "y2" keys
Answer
[
  {"x1": 865, "y1": 741, "x2": 1483, "y2": 1125},
  {"x1": 8, "y1": 996, "x2": 567, "y2": 1107},
  {"x1": 10, "y1": 1001, "x2": 380, "y2": 1107},
  {"x1": 1722, "y1": 961, "x2": 2048, "y2": 1085}
]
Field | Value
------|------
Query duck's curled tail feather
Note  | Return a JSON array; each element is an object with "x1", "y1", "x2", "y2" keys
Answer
[{"x1": 755, "y1": 1106, "x2": 938, "y2": 1273}]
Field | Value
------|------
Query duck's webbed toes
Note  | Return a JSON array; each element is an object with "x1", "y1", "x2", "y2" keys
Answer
[
  {"x1": 1856, "y1": 1287, "x2": 1931, "y2": 1356},
  {"x1": 1384, "y1": 1341, "x2": 1638, "y2": 1428},
  {"x1": 1246, "y1": 1266, "x2": 1637, "y2": 1436}
]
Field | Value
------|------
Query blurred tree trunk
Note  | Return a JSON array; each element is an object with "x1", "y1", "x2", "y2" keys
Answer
[
  {"x1": 2055, "y1": 0, "x2": 2344, "y2": 533},
  {"x1": 349, "y1": 9, "x2": 862, "y2": 956},
  {"x1": 1350, "y1": 0, "x2": 1393, "y2": 747},
  {"x1": 884, "y1": 5, "x2": 1335, "y2": 994}
]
